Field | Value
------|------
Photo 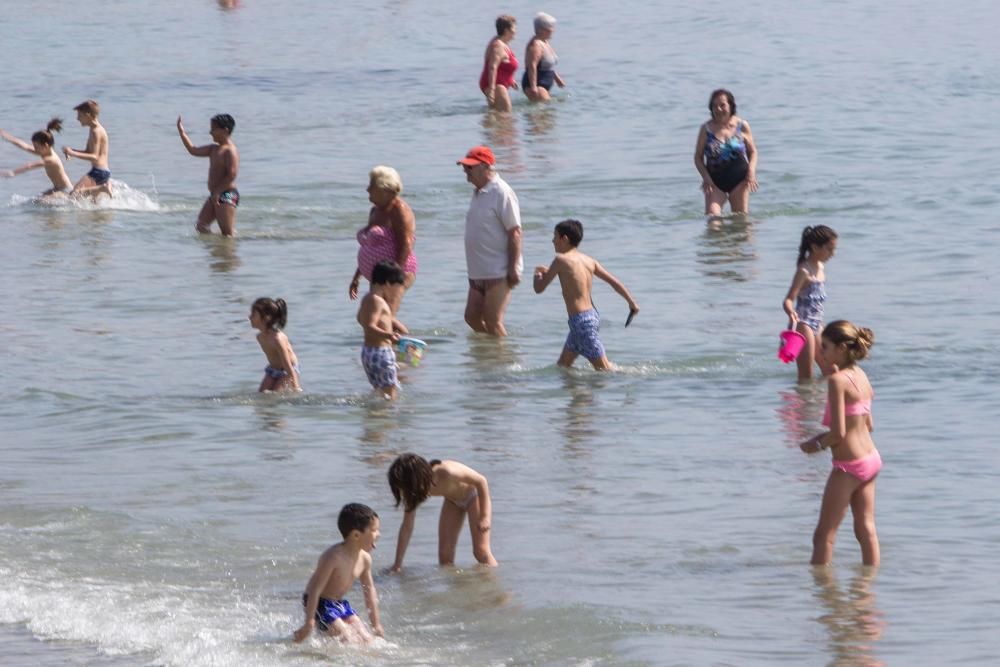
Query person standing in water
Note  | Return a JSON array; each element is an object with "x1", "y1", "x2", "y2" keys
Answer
[
  {"x1": 694, "y1": 89, "x2": 758, "y2": 218},
  {"x1": 177, "y1": 113, "x2": 240, "y2": 236}
]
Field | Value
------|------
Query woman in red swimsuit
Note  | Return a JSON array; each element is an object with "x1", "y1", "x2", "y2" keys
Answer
[{"x1": 479, "y1": 15, "x2": 519, "y2": 112}]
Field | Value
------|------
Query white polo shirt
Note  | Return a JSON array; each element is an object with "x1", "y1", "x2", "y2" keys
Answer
[{"x1": 464, "y1": 174, "x2": 523, "y2": 280}]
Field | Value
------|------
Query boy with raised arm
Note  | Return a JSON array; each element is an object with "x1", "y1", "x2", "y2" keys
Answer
[
  {"x1": 293, "y1": 503, "x2": 384, "y2": 645},
  {"x1": 533, "y1": 219, "x2": 640, "y2": 370},
  {"x1": 63, "y1": 100, "x2": 112, "y2": 198},
  {"x1": 176, "y1": 113, "x2": 240, "y2": 236},
  {"x1": 357, "y1": 260, "x2": 404, "y2": 399}
]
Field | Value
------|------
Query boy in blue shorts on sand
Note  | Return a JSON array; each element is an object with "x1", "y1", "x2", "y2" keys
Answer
[
  {"x1": 357, "y1": 261, "x2": 404, "y2": 399},
  {"x1": 533, "y1": 219, "x2": 639, "y2": 370},
  {"x1": 293, "y1": 503, "x2": 384, "y2": 645}
]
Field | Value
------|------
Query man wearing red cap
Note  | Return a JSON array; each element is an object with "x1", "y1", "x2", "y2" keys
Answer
[{"x1": 457, "y1": 145, "x2": 523, "y2": 336}]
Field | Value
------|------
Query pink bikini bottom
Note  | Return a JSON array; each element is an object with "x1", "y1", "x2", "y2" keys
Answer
[{"x1": 832, "y1": 448, "x2": 882, "y2": 482}]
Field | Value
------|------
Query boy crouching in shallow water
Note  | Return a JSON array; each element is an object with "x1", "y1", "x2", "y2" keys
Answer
[
  {"x1": 293, "y1": 503, "x2": 384, "y2": 645},
  {"x1": 358, "y1": 260, "x2": 404, "y2": 399},
  {"x1": 533, "y1": 219, "x2": 639, "y2": 370}
]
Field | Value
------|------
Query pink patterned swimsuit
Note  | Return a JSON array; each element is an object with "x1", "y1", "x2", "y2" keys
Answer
[
  {"x1": 822, "y1": 371, "x2": 881, "y2": 482},
  {"x1": 356, "y1": 224, "x2": 417, "y2": 281}
]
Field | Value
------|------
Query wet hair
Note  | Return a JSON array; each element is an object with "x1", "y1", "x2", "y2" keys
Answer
[
  {"x1": 554, "y1": 219, "x2": 583, "y2": 247},
  {"x1": 74, "y1": 100, "x2": 100, "y2": 116},
  {"x1": 388, "y1": 453, "x2": 436, "y2": 512},
  {"x1": 369, "y1": 165, "x2": 402, "y2": 194},
  {"x1": 31, "y1": 118, "x2": 63, "y2": 146},
  {"x1": 495, "y1": 14, "x2": 516, "y2": 36},
  {"x1": 337, "y1": 503, "x2": 379, "y2": 538},
  {"x1": 211, "y1": 114, "x2": 235, "y2": 133},
  {"x1": 707, "y1": 89, "x2": 736, "y2": 117},
  {"x1": 252, "y1": 297, "x2": 288, "y2": 330},
  {"x1": 797, "y1": 225, "x2": 838, "y2": 265},
  {"x1": 822, "y1": 320, "x2": 875, "y2": 363},
  {"x1": 534, "y1": 12, "x2": 556, "y2": 33},
  {"x1": 372, "y1": 261, "x2": 406, "y2": 286}
]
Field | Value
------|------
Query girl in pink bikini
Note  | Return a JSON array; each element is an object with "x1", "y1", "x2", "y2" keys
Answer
[
  {"x1": 800, "y1": 320, "x2": 880, "y2": 566},
  {"x1": 349, "y1": 166, "x2": 417, "y2": 333}
]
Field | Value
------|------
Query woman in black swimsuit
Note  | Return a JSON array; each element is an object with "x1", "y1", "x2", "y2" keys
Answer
[{"x1": 693, "y1": 89, "x2": 758, "y2": 219}]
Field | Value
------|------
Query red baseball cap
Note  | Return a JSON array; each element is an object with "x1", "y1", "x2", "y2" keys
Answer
[{"x1": 457, "y1": 145, "x2": 495, "y2": 166}]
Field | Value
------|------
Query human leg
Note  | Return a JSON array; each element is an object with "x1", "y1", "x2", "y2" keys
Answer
[
  {"x1": 811, "y1": 470, "x2": 861, "y2": 565},
  {"x1": 704, "y1": 186, "x2": 727, "y2": 217},
  {"x1": 464, "y1": 284, "x2": 489, "y2": 333},
  {"x1": 490, "y1": 86, "x2": 513, "y2": 112},
  {"x1": 850, "y1": 479, "x2": 880, "y2": 566},
  {"x1": 214, "y1": 199, "x2": 237, "y2": 237},
  {"x1": 342, "y1": 615, "x2": 374, "y2": 644},
  {"x1": 196, "y1": 197, "x2": 216, "y2": 233},
  {"x1": 465, "y1": 495, "x2": 498, "y2": 566},
  {"x1": 796, "y1": 322, "x2": 817, "y2": 382},
  {"x1": 557, "y1": 347, "x2": 578, "y2": 367},
  {"x1": 482, "y1": 280, "x2": 512, "y2": 336},
  {"x1": 437, "y1": 499, "x2": 466, "y2": 565},
  {"x1": 729, "y1": 180, "x2": 751, "y2": 214}
]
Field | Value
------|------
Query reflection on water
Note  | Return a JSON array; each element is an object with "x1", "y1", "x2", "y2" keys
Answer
[
  {"x1": 253, "y1": 402, "x2": 287, "y2": 434},
  {"x1": 775, "y1": 384, "x2": 826, "y2": 446},
  {"x1": 559, "y1": 372, "x2": 608, "y2": 453},
  {"x1": 524, "y1": 106, "x2": 557, "y2": 139},
  {"x1": 357, "y1": 401, "x2": 402, "y2": 461},
  {"x1": 697, "y1": 216, "x2": 757, "y2": 282},
  {"x1": 203, "y1": 236, "x2": 241, "y2": 273},
  {"x1": 812, "y1": 567, "x2": 886, "y2": 666},
  {"x1": 480, "y1": 111, "x2": 522, "y2": 174}
]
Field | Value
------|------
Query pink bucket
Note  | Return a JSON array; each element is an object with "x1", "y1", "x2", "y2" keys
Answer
[{"x1": 778, "y1": 329, "x2": 806, "y2": 363}]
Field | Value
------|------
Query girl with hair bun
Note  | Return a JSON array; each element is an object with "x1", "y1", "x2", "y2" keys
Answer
[
  {"x1": 800, "y1": 320, "x2": 880, "y2": 566},
  {"x1": 0, "y1": 119, "x2": 73, "y2": 198},
  {"x1": 782, "y1": 225, "x2": 838, "y2": 381},
  {"x1": 249, "y1": 297, "x2": 301, "y2": 392}
]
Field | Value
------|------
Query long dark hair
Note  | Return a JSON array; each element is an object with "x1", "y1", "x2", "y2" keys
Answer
[
  {"x1": 388, "y1": 453, "x2": 434, "y2": 512},
  {"x1": 252, "y1": 297, "x2": 288, "y2": 330},
  {"x1": 797, "y1": 225, "x2": 837, "y2": 265},
  {"x1": 31, "y1": 118, "x2": 62, "y2": 146}
]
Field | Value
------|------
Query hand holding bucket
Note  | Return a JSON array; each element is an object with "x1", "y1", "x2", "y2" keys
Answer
[{"x1": 778, "y1": 326, "x2": 806, "y2": 363}]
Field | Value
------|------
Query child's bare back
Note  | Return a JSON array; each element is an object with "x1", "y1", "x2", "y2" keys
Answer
[{"x1": 358, "y1": 293, "x2": 395, "y2": 348}]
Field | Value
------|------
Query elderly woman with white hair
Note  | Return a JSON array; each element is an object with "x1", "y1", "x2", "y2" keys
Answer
[
  {"x1": 350, "y1": 165, "x2": 418, "y2": 333},
  {"x1": 521, "y1": 12, "x2": 564, "y2": 102}
]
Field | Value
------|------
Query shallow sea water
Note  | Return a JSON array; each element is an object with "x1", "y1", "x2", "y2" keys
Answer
[{"x1": 2, "y1": 1, "x2": 999, "y2": 665}]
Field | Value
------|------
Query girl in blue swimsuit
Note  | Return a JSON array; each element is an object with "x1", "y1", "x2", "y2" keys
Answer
[
  {"x1": 782, "y1": 225, "x2": 839, "y2": 382},
  {"x1": 694, "y1": 89, "x2": 759, "y2": 218}
]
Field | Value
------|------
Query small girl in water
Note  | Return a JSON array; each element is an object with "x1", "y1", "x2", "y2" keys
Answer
[
  {"x1": 387, "y1": 453, "x2": 498, "y2": 572},
  {"x1": 0, "y1": 119, "x2": 74, "y2": 198},
  {"x1": 248, "y1": 297, "x2": 301, "y2": 392},
  {"x1": 782, "y1": 225, "x2": 838, "y2": 381},
  {"x1": 800, "y1": 321, "x2": 879, "y2": 566}
]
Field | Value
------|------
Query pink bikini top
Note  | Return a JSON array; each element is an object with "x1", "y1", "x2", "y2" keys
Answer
[{"x1": 822, "y1": 371, "x2": 873, "y2": 427}]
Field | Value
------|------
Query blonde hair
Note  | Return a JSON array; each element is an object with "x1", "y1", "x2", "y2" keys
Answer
[
  {"x1": 822, "y1": 320, "x2": 875, "y2": 362},
  {"x1": 369, "y1": 165, "x2": 402, "y2": 194}
]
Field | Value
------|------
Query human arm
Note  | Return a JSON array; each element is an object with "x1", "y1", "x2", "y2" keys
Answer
[
  {"x1": 390, "y1": 201, "x2": 416, "y2": 274},
  {"x1": 63, "y1": 129, "x2": 106, "y2": 162},
  {"x1": 693, "y1": 125, "x2": 713, "y2": 194},
  {"x1": 554, "y1": 71, "x2": 566, "y2": 88},
  {"x1": 391, "y1": 510, "x2": 416, "y2": 572},
  {"x1": 276, "y1": 334, "x2": 301, "y2": 391},
  {"x1": 524, "y1": 41, "x2": 542, "y2": 93},
  {"x1": 782, "y1": 268, "x2": 809, "y2": 328},
  {"x1": 484, "y1": 40, "x2": 504, "y2": 100},
  {"x1": 533, "y1": 258, "x2": 560, "y2": 294},
  {"x1": 292, "y1": 553, "x2": 336, "y2": 642},
  {"x1": 741, "y1": 120, "x2": 759, "y2": 192},
  {"x1": 1, "y1": 161, "x2": 44, "y2": 178},
  {"x1": 801, "y1": 372, "x2": 847, "y2": 453},
  {"x1": 594, "y1": 261, "x2": 639, "y2": 313},
  {"x1": 349, "y1": 268, "x2": 362, "y2": 300},
  {"x1": 0, "y1": 130, "x2": 39, "y2": 154},
  {"x1": 506, "y1": 226, "x2": 522, "y2": 287},
  {"x1": 472, "y1": 473, "x2": 492, "y2": 533},
  {"x1": 360, "y1": 555, "x2": 383, "y2": 637},
  {"x1": 176, "y1": 116, "x2": 213, "y2": 157},
  {"x1": 361, "y1": 297, "x2": 399, "y2": 343}
]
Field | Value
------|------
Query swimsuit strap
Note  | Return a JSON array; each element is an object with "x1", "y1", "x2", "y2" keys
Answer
[{"x1": 842, "y1": 370, "x2": 870, "y2": 400}]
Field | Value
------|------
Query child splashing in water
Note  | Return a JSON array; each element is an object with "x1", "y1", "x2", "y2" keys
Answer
[
  {"x1": 387, "y1": 453, "x2": 498, "y2": 572},
  {"x1": 800, "y1": 321, "x2": 879, "y2": 566},
  {"x1": 782, "y1": 225, "x2": 838, "y2": 381},
  {"x1": 249, "y1": 297, "x2": 301, "y2": 392},
  {"x1": 0, "y1": 119, "x2": 74, "y2": 199}
]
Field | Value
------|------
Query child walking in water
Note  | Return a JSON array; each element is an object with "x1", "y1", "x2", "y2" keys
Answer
[
  {"x1": 533, "y1": 219, "x2": 639, "y2": 370},
  {"x1": 249, "y1": 297, "x2": 301, "y2": 392},
  {"x1": 782, "y1": 225, "x2": 838, "y2": 381},
  {"x1": 293, "y1": 503, "x2": 384, "y2": 645},
  {"x1": 357, "y1": 261, "x2": 403, "y2": 399},
  {"x1": 800, "y1": 321, "x2": 879, "y2": 566},
  {"x1": 387, "y1": 453, "x2": 498, "y2": 571},
  {"x1": 0, "y1": 119, "x2": 73, "y2": 198},
  {"x1": 63, "y1": 100, "x2": 112, "y2": 198},
  {"x1": 177, "y1": 114, "x2": 240, "y2": 236}
]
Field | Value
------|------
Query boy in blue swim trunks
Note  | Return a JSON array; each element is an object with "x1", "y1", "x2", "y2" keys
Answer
[
  {"x1": 533, "y1": 219, "x2": 639, "y2": 370},
  {"x1": 63, "y1": 100, "x2": 112, "y2": 199},
  {"x1": 357, "y1": 261, "x2": 404, "y2": 399},
  {"x1": 293, "y1": 503, "x2": 384, "y2": 645},
  {"x1": 177, "y1": 113, "x2": 240, "y2": 236}
]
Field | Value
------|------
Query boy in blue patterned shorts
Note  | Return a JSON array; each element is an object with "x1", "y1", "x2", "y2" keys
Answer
[
  {"x1": 533, "y1": 219, "x2": 639, "y2": 370},
  {"x1": 357, "y1": 261, "x2": 404, "y2": 398}
]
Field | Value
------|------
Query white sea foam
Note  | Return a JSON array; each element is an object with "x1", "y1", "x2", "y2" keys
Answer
[{"x1": 8, "y1": 179, "x2": 162, "y2": 212}]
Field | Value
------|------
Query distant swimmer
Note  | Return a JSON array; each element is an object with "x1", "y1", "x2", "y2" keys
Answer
[
  {"x1": 177, "y1": 113, "x2": 239, "y2": 236},
  {"x1": 349, "y1": 166, "x2": 417, "y2": 334},
  {"x1": 357, "y1": 261, "x2": 404, "y2": 400},
  {"x1": 387, "y1": 453, "x2": 498, "y2": 571},
  {"x1": 249, "y1": 297, "x2": 302, "y2": 392},
  {"x1": 782, "y1": 225, "x2": 838, "y2": 382},
  {"x1": 293, "y1": 503, "x2": 385, "y2": 645},
  {"x1": 0, "y1": 119, "x2": 74, "y2": 199},
  {"x1": 694, "y1": 89, "x2": 758, "y2": 218},
  {"x1": 799, "y1": 321, "x2": 880, "y2": 567},
  {"x1": 533, "y1": 219, "x2": 639, "y2": 370},
  {"x1": 63, "y1": 100, "x2": 112, "y2": 199},
  {"x1": 480, "y1": 15, "x2": 519, "y2": 112},
  {"x1": 521, "y1": 13, "x2": 565, "y2": 102}
]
